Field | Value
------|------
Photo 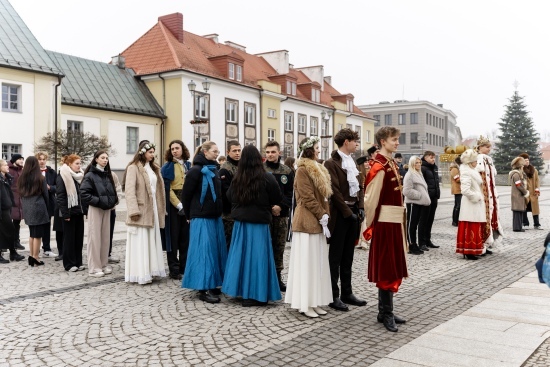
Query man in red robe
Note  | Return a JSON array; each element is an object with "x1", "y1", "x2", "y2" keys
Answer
[{"x1": 364, "y1": 126, "x2": 408, "y2": 332}]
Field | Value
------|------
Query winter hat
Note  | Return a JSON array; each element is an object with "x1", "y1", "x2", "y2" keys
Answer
[
  {"x1": 394, "y1": 153, "x2": 403, "y2": 158},
  {"x1": 10, "y1": 154, "x2": 23, "y2": 164},
  {"x1": 519, "y1": 153, "x2": 529, "y2": 159},
  {"x1": 460, "y1": 149, "x2": 478, "y2": 164},
  {"x1": 367, "y1": 145, "x2": 379, "y2": 156},
  {"x1": 356, "y1": 155, "x2": 368, "y2": 166},
  {"x1": 511, "y1": 157, "x2": 525, "y2": 169}
]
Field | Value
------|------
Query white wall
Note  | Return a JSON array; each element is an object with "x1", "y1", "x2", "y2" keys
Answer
[
  {"x1": 61, "y1": 113, "x2": 101, "y2": 136},
  {"x1": 108, "y1": 120, "x2": 155, "y2": 170}
]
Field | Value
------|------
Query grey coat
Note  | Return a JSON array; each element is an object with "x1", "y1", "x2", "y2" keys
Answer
[
  {"x1": 403, "y1": 171, "x2": 431, "y2": 206},
  {"x1": 21, "y1": 180, "x2": 50, "y2": 226},
  {"x1": 509, "y1": 170, "x2": 529, "y2": 212}
]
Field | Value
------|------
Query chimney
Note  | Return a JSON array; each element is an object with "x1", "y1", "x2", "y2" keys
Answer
[
  {"x1": 324, "y1": 76, "x2": 332, "y2": 85},
  {"x1": 203, "y1": 34, "x2": 219, "y2": 44},
  {"x1": 437, "y1": 103, "x2": 443, "y2": 107},
  {"x1": 224, "y1": 41, "x2": 246, "y2": 52},
  {"x1": 111, "y1": 54, "x2": 125, "y2": 69},
  {"x1": 159, "y1": 13, "x2": 183, "y2": 43}
]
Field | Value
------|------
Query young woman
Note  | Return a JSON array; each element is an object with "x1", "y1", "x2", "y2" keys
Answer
[
  {"x1": 80, "y1": 150, "x2": 118, "y2": 277},
  {"x1": 509, "y1": 157, "x2": 529, "y2": 232},
  {"x1": 449, "y1": 157, "x2": 462, "y2": 227},
  {"x1": 56, "y1": 154, "x2": 86, "y2": 272},
  {"x1": 456, "y1": 149, "x2": 486, "y2": 260},
  {"x1": 181, "y1": 141, "x2": 227, "y2": 304},
  {"x1": 124, "y1": 142, "x2": 166, "y2": 285},
  {"x1": 18, "y1": 156, "x2": 50, "y2": 267},
  {"x1": 402, "y1": 156, "x2": 431, "y2": 255},
  {"x1": 284, "y1": 137, "x2": 333, "y2": 318},
  {"x1": 0, "y1": 160, "x2": 24, "y2": 263},
  {"x1": 222, "y1": 145, "x2": 282, "y2": 307}
]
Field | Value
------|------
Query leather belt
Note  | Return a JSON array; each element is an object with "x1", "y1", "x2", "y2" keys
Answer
[{"x1": 344, "y1": 201, "x2": 357, "y2": 205}]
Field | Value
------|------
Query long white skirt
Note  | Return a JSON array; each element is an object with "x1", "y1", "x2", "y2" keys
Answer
[{"x1": 284, "y1": 232, "x2": 333, "y2": 313}]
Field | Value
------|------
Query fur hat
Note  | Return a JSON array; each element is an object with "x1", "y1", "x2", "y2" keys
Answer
[
  {"x1": 356, "y1": 155, "x2": 368, "y2": 165},
  {"x1": 10, "y1": 154, "x2": 23, "y2": 164},
  {"x1": 394, "y1": 153, "x2": 403, "y2": 158},
  {"x1": 367, "y1": 145, "x2": 379, "y2": 156},
  {"x1": 511, "y1": 157, "x2": 525, "y2": 169},
  {"x1": 519, "y1": 153, "x2": 529, "y2": 159},
  {"x1": 460, "y1": 149, "x2": 478, "y2": 164}
]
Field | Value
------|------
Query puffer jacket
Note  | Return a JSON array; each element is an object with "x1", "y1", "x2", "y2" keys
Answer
[
  {"x1": 80, "y1": 165, "x2": 118, "y2": 210},
  {"x1": 421, "y1": 158, "x2": 440, "y2": 200},
  {"x1": 403, "y1": 171, "x2": 431, "y2": 206},
  {"x1": 0, "y1": 173, "x2": 14, "y2": 210}
]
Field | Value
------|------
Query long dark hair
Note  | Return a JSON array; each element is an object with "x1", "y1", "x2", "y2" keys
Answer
[
  {"x1": 17, "y1": 156, "x2": 44, "y2": 197},
  {"x1": 231, "y1": 145, "x2": 265, "y2": 205},
  {"x1": 165, "y1": 140, "x2": 190, "y2": 162},
  {"x1": 85, "y1": 150, "x2": 115, "y2": 191}
]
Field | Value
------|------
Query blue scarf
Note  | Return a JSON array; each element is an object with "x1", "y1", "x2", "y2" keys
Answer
[{"x1": 200, "y1": 165, "x2": 217, "y2": 206}]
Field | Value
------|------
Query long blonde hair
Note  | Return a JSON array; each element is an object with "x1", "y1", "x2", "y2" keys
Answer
[{"x1": 408, "y1": 155, "x2": 422, "y2": 177}]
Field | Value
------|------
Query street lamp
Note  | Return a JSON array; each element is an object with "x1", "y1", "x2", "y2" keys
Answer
[
  {"x1": 419, "y1": 135, "x2": 427, "y2": 153},
  {"x1": 320, "y1": 110, "x2": 333, "y2": 160},
  {"x1": 188, "y1": 78, "x2": 211, "y2": 150}
]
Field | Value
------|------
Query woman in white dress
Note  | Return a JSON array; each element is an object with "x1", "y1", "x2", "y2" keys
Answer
[
  {"x1": 124, "y1": 142, "x2": 166, "y2": 284},
  {"x1": 285, "y1": 137, "x2": 333, "y2": 318}
]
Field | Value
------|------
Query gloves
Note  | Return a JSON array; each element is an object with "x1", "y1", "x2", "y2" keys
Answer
[
  {"x1": 177, "y1": 208, "x2": 186, "y2": 216},
  {"x1": 319, "y1": 214, "x2": 331, "y2": 238},
  {"x1": 348, "y1": 213, "x2": 358, "y2": 222},
  {"x1": 358, "y1": 209, "x2": 365, "y2": 222}
]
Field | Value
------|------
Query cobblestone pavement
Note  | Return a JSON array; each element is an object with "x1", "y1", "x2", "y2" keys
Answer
[{"x1": 0, "y1": 187, "x2": 549, "y2": 366}]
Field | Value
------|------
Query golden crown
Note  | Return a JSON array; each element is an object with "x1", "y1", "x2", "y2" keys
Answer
[{"x1": 476, "y1": 135, "x2": 491, "y2": 147}]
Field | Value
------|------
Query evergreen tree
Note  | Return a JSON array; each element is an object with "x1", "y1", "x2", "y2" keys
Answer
[{"x1": 493, "y1": 91, "x2": 543, "y2": 173}]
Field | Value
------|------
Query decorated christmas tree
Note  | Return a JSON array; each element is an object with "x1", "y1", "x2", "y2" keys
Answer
[{"x1": 493, "y1": 91, "x2": 543, "y2": 173}]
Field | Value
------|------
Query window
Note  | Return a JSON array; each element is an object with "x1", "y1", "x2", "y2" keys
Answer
[
  {"x1": 126, "y1": 127, "x2": 139, "y2": 154},
  {"x1": 194, "y1": 92, "x2": 209, "y2": 120},
  {"x1": 225, "y1": 99, "x2": 238, "y2": 123},
  {"x1": 399, "y1": 133, "x2": 406, "y2": 145},
  {"x1": 244, "y1": 103, "x2": 256, "y2": 125},
  {"x1": 411, "y1": 132, "x2": 418, "y2": 144},
  {"x1": 410, "y1": 112, "x2": 418, "y2": 124},
  {"x1": 321, "y1": 120, "x2": 328, "y2": 136},
  {"x1": 337, "y1": 124, "x2": 343, "y2": 131},
  {"x1": 311, "y1": 89, "x2": 320, "y2": 103},
  {"x1": 236, "y1": 65, "x2": 242, "y2": 82},
  {"x1": 298, "y1": 114, "x2": 306, "y2": 133},
  {"x1": 267, "y1": 128, "x2": 275, "y2": 142},
  {"x1": 228, "y1": 63, "x2": 235, "y2": 80},
  {"x1": 426, "y1": 113, "x2": 429, "y2": 124},
  {"x1": 284, "y1": 145, "x2": 292, "y2": 158},
  {"x1": 398, "y1": 113, "x2": 406, "y2": 125},
  {"x1": 354, "y1": 125, "x2": 361, "y2": 143},
  {"x1": 310, "y1": 116, "x2": 318, "y2": 136},
  {"x1": 2, "y1": 84, "x2": 21, "y2": 112},
  {"x1": 286, "y1": 81, "x2": 296, "y2": 96},
  {"x1": 267, "y1": 108, "x2": 276, "y2": 118},
  {"x1": 67, "y1": 120, "x2": 83, "y2": 153},
  {"x1": 284, "y1": 111, "x2": 293, "y2": 131},
  {"x1": 67, "y1": 120, "x2": 83, "y2": 133},
  {"x1": 1, "y1": 143, "x2": 21, "y2": 161},
  {"x1": 373, "y1": 115, "x2": 380, "y2": 127},
  {"x1": 347, "y1": 100, "x2": 354, "y2": 112},
  {"x1": 365, "y1": 130, "x2": 370, "y2": 143},
  {"x1": 384, "y1": 114, "x2": 392, "y2": 126}
]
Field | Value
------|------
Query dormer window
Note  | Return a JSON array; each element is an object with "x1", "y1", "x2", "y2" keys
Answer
[
  {"x1": 311, "y1": 89, "x2": 320, "y2": 103},
  {"x1": 347, "y1": 99, "x2": 354, "y2": 112},
  {"x1": 236, "y1": 65, "x2": 242, "y2": 82},
  {"x1": 228, "y1": 63, "x2": 235, "y2": 80},
  {"x1": 286, "y1": 80, "x2": 296, "y2": 96}
]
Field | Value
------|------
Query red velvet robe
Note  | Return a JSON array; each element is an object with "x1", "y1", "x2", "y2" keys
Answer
[{"x1": 365, "y1": 154, "x2": 408, "y2": 290}]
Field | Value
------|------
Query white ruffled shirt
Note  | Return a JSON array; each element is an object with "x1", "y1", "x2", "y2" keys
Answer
[{"x1": 337, "y1": 150, "x2": 360, "y2": 198}]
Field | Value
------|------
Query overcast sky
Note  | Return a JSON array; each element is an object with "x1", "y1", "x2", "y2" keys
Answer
[{"x1": 9, "y1": 0, "x2": 550, "y2": 140}]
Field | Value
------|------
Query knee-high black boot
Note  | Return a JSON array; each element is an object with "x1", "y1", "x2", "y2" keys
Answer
[
  {"x1": 277, "y1": 271, "x2": 286, "y2": 292},
  {"x1": 379, "y1": 290, "x2": 398, "y2": 332},
  {"x1": 452, "y1": 207, "x2": 460, "y2": 226},
  {"x1": 377, "y1": 289, "x2": 406, "y2": 324}
]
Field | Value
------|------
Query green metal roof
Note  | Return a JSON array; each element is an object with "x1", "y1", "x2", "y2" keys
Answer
[
  {"x1": 0, "y1": 0, "x2": 62, "y2": 76},
  {"x1": 47, "y1": 51, "x2": 165, "y2": 118}
]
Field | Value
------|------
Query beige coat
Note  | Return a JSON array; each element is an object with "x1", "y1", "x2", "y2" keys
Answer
[
  {"x1": 125, "y1": 162, "x2": 166, "y2": 228},
  {"x1": 526, "y1": 169, "x2": 540, "y2": 215},
  {"x1": 450, "y1": 164, "x2": 461, "y2": 195},
  {"x1": 292, "y1": 158, "x2": 332, "y2": 234},
  {"x1": 509, "y1": 170, "x2": 529, "y2": 212}
]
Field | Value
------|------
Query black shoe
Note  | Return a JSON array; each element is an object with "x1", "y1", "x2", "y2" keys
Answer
[
  {"x1": 408, "y1": 243, "x2": 424, "y2": 255},
  {"x1": 10, "y1": 251, "x2": 25, "y2": 261},
  {"x1": 329, "y1": 297, "x2": 349, "y2": 311},
  {"x1": 15, "y1": 242, "x2": 25, "y2": 250},
  {"x1": 277, "y1": 272, "x2": 287, "y2": 292},
  {"x1": 513, "y1": 229, "x2": 525, "y2": 232},
  {"x1": 427, "y1": 242, "x2": 440, "y2": 248},
  {"x1": 452, "y1": 222, "x2": 458, "y2": 227},
  {"x1": 464, "y1": 254, "x2": 478, "y2": 260},
  {"x1": 341, "y1": 294, "x2": 367, "y2": 306},
  {"x1": 169, "y1": 273, "x2": 182, "y2": 280},
  {"x1": 55, "y1": 255, "x2": 63, "y2": 261},
  {"x1": 0, "y1": 253, "x2": 9, "y2": 264},
  {"x1": 198, "y1": 291, "x2": 220, "y2": 304},
  {"x1": 377, "y1": 289, "x2": 406, "y2": 324},
  {"x1": 209, "y1": 288, "x2": 222, "y2": 295},
  {"x1": 485, "y1": 249, "x2": 493, "y2": 255},
  {"x1": 242, "y1": 299, "x2": 267, "y2": 307},
  {"x1": 419, "y1": 244, "x2": 429, "y2": 251}
]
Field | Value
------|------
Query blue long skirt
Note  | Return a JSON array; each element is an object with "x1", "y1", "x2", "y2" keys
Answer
[
  {"x1": 222, "y1": 221, "x2": 282, "y2": 302},
  {"x1": 182, "y1": 217, "x2": 227, "y2": 290}
]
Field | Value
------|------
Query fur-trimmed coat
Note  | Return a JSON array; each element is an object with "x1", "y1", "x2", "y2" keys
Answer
[
  {"x1": 509, "y1": 169, "x2": 529, "y2": 212},
  {"x1": 125, "y1": 162, "x2": 166, "y2": 228},
  {"x1": 292, "y1": 158, "x2": 332, "y2": 234},
  {"x1": 459, "y1": 163, "x2": 486, "y2": 223}
]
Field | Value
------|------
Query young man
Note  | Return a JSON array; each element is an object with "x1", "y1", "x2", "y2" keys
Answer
[
  {"x1": 36, "y1": 152, "x2": 58, "y2": 257},
  {"x1": 324, "y1": 128, "x2": 366, "y2": 312},
  {"x1": 364, "y1": 126, "x2": 408, "y2": 332},
  {"x1": 264, "y1": 141, "x2": 294, "y2": 292},
  {"x1": 219, "y1": 141, "x2": 241, "y2": 248},
  {"x1": 476, "y1": 136, "x2": 503, "y2": 252},
  {"x1": 520, "y1": 153, "x2": 542, "y2": 230},
  {"x1": 418, "y1": 151, "x2": 440, "y2": 251},
  {"x1": 161, "y1": 140, "x2": 191, "y2": 280},
  {"x1": 8, "y1": 154, "x2": 25, "y2": 251},
  {"x1": 394, "y1": 153, "x2": 407, "y2": 179}
]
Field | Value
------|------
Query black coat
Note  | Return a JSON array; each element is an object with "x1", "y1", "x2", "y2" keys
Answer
[
  {"x1": 44, "y1": 166, "x2": 57, "y2": 217},
  {"x1": 56, "y1": 175, "x2": 87, "y2": 219},
  {"x1": 181, "y1": 153, "x2": 223, "y2": 219},
  {"x1": 227, "y1": 172, "x2": 282, "y2": 224},
  {"x1": 264, "y1": 159, "x2": 294, "y2": 217},
  {"x1": 80, "y1": 166, "x2": 118, "y2": 210},
  {"x1": 421, "y1": 158, "x2": 440, "y2": 200},
  {"x1": 0, "y1": 173, "x2": 14, "y2": 211}
]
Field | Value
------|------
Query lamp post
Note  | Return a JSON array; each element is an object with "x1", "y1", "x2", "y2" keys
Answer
[
  {"x1": 188, "y1": 78, "x2": 211, "y2": 151},
  {"x1": 419, "y1": 135, "x2": 427, "y2": 154},
  {"x1": 320, "y1": 110, "x2": 333, "y2": 160}
]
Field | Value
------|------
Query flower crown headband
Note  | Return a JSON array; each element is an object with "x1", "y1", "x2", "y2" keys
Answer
[
  {"x1": 139, "y1": 143, "x2": 156, "y2": 155},
  {"x1": 297, "y1": 136, "x2": 321, "y2": 156}
]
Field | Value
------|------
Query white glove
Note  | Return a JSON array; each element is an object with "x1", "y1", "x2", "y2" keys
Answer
[
  {"x1": 176, "y1": 203, "x2": 183, "y2": 210},
  {"x1": 319, "y1": 214, "x2": 331, "y2": 238},
  {"x1": 524, "y1": 191, "x2": 530, "y2": 198}
]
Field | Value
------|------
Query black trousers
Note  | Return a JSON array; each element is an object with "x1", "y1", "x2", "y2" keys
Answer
[
  {"x1": 62, "y1": 215, "x2": 84, "y2": 270},
  {"x1": 53, "y1": 213, "x2": 64, "y2": 256},
  {"x1": 522, "y1": 206, "x2": 540, "y2": 227},
  {"x1": 406, "y1": 203, "x2": 423, "y2": 245},
  {"x1": 0, "y1": 209, "x2": 15, "y2": 252},
  {"x1": 329, "y1": 206, "x2": 359, "y2": 298},
  {"x1": 418, "y1": 197, "x2": 438, "y2": 246},
  {"x1": 166, "y1": 205, "x2": 190, "y2": 276},
  {"x1": 13, "y1": 219, "x2": 21, "y2": 246},
  {"x1": 41, "y1": 220, "x2": 53, "y2": 252},
  {"x1": 109, "y1": 210, "x2": 115, "y2": 256},
  {"x1": 453, "y1": 194, "x2": 462, "y2": 225}
]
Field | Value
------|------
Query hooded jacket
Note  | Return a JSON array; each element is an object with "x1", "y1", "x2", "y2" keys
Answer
[
  {"x1": 421, "y1": 158, "x2": 440, "y2": 200},
  {"x1": 181, "y1": 153, "x2": 223, "y2": 219}
]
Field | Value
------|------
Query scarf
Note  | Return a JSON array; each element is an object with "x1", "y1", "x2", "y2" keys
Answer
[
  {"x1": 337, "y1": 150, "x2": 360, "y2": 197},
  {"x1": 60, "y1": 164, "x2": 84, "y2": 208},
  {"x1": 200, "y1": 165, "x2": 217, "y2": 206}
]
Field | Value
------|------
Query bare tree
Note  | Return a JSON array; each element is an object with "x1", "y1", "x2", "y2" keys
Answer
[{"x1": 35, "y1": 130, "x2": 115, "y2": 164}]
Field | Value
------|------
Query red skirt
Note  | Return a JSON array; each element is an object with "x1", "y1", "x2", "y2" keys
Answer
[{"x1": 456, "y1": 221, "x2": 484, "y2": 255}]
